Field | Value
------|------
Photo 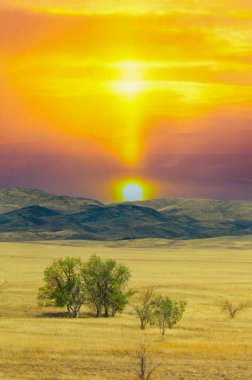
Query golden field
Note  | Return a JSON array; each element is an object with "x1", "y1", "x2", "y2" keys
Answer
[{"x1": 0, "y1": 237, "x2": 252, "y2": 379}]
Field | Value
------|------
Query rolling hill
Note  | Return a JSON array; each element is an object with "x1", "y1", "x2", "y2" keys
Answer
[
  {"x1": 0, "y1": 188, "x2": 251, "y2": 241},
  {"x1": 0, "y1": 188, "x2": 102, "y2": 214}
]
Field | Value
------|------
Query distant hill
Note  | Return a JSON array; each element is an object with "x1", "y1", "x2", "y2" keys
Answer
[
  {"x1": 0, "y1": 188, "x2": 251, "y2": 241},
  {"x1": 0, "y1": 188, "x2": 102, "y2": 214},
  {"x1": 131, "y1": 198, "x2": 252, "y2": 221}
]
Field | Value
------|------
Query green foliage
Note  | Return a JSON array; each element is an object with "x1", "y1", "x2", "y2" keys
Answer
[
  {"x1": 152, "y1": 296, "x2": 186, "y2": 336},
  {"x1": 133, "y1": 288, "x2": 155, "y2": 329},
  {"x1": 39, "y1": 255, "x2": 132, "y2": 318},
  {"x1": 81, "y1": 255, "x2": 132, "y2": 317},
  {"x1": 38, "y1": 257, "x2": 84, "y2": 318},
  {"x1": 110, "y1": 289, "x2": 135, "y2": 317}
]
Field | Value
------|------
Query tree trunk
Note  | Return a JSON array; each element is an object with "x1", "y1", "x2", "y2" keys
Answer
[
  {"x1": 140, "y1": 319, "x2": 145, "y2": 330},
  {"x1": 104, "y1": 306, "x2": 109, "y2": 318},
  {"x1": 96, "y1": 308, "x2": 102, "y2": 318},
  {"x1": 161, "y1": 327, "x2": 165, "y2": 337},
  {"x1": 67, "y1": 305, "x2": 71, "y2": 318},
  {"x1": 73, "y1": 309, "x2": 79, "y2": 318}
]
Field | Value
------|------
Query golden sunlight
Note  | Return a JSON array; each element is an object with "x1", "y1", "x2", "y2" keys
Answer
[
  {"x1": 108, "y1": 62, "x2": 145, "y2": 97},
  {"x1": 111, "y1": 178, "x2": 155, "y2": 202},
  {"x1": 113, "y1": 80, "x2": 143, "y2": 95}
]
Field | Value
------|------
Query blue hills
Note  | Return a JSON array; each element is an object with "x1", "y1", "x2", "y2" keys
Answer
[{"x1": 0, "y1": 188, "x2": 252, "y2": 241}]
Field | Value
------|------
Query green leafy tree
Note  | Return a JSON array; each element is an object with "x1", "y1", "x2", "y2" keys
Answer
[
  {"x1": 153, "y1": 296, "x2": 186, "y2": 337},
  {"x1": 133, "y1": 288, "x2": 155, "y2": 329},
  {"x1": 38, "y1": 257, "x2": 84, "y2": 318},
  {"x1": 81, "y1": 255, "x2": 132, "y2": 317}
]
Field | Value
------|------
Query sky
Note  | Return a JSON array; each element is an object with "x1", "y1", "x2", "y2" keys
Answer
[{"x1": 0, "y1": 0, "x2": 252, "y2": 202}]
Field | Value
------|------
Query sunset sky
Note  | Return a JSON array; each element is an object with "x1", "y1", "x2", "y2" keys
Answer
[{"x1": 1, "y1": 0, "x2": 252, "y2": 201}]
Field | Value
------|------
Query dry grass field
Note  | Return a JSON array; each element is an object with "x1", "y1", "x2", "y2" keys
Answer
[{"x1": 0, "y1": 237, "x2": 252, "y2": 379}]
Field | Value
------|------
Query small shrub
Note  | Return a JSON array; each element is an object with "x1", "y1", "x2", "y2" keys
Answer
[
  {"x1": 220, "y1": 300, "x2": 250, "y2": 319},
  {"x1": 134, "y1": 344, "x2": 162, "y2": 380}
]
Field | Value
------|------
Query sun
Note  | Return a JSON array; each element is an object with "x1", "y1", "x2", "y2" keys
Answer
[
  {"x1": 123, "y1": 183, "x2": 143, "y2": 201},
  {"x1": 111, "y1": 178, "x2": 155, "y2": 202}
]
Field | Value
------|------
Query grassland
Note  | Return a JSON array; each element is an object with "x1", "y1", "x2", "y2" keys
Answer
[{"x1": 0, "y1": 237, "x2": 252, "y2": 379}]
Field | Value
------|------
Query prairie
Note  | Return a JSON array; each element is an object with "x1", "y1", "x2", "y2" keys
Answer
[{"x1": 0, "y1": 237, "x2": 252, "y2": 379}]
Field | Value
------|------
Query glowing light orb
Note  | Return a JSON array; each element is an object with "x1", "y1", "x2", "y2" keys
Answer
[
  {"x1": 111, "y1": 178, "x2": 155, "y2": 202},
  {"x1": 122, "y1": 183, "x2": 143, "y2": 201}
]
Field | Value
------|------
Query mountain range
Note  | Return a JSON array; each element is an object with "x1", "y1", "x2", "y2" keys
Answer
[{"x1": 0, "y1": 188, "x2": 252, "y2": 241}]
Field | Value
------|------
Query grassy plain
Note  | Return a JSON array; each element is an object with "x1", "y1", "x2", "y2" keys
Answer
[{"x1": 0, "y1": 237, "x2": 252, "y2": 379}]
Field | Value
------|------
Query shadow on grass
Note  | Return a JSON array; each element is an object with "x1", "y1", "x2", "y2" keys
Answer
[
  {"x1": 36, "y1": 311, "x2": 98, "y2": 319},
  {"x1": 37, "y1": 311, "x2": 69, "y2": 318}
]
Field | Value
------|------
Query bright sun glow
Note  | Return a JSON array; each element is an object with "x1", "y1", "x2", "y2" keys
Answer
[
  {"x1": 111, "y1": 178, "x2": 155, "y2": 202},
  {"x1": 109, "y1": 62, "x2": 145, "y2": 96},
  {"x1": 123, "y1": 183, "x2": 143, "y2": 201},
  {"x1": 114, "y1": 81, "x2": 143, "y2": 95}
]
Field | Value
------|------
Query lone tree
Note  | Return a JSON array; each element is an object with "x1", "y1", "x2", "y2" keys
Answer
[
  {"x1": 133, "y1": 288, "x2": 155, "y2": 330},
  {"x1": 152, "y1": 296, "x2": 186, "y2": 337},
  {"x1": 220, "y1": 300, "x2": 250, "y2": 319},
  {"x1": 38, "y1": 257, "x2": 84, "y2": 318},
  {"x1": 80, "y1": 255, "x2": 132, "y2": 317}
]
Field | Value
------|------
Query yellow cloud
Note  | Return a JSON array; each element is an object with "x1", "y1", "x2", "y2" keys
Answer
[{"x1": 2, "y1": 0, "x2": 252, "y2": 15}]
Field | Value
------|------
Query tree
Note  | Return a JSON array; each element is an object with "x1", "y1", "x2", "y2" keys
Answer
[
  {"x1": 80, "y1": 255, "x2": 132, "y2": 317},
  {"x1": 134, "y1": 344, "x2": 162, "y2": 380},
  {"x1": 152, "y1": 296, "x2": 186, "y2": 337},
  {"x1": 220, "y1": 300, "x2": 250, "y2": 319},
  {"x1": 38, "y1": 257, "x2": 84, "y2": 318},
  {"x1": 133, "y1": 288, "x2": 155, "y2": 330}
]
